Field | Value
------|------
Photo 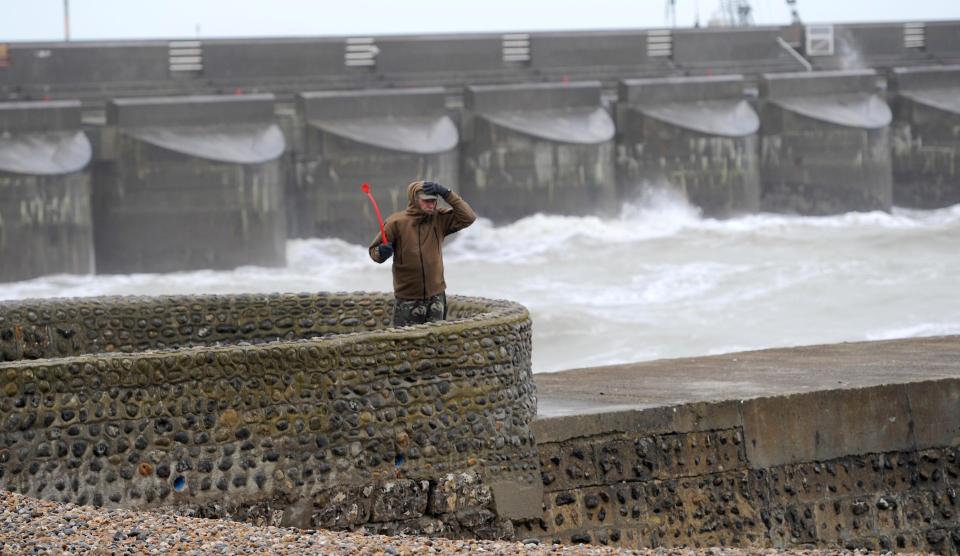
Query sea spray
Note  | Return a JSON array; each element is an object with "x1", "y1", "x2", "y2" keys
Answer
[{"x1": 2, "y1": 197, "x2": 959, "y2": 373}]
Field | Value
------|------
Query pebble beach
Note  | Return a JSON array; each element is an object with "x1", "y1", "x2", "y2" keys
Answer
[{"x1": 0, "y1": 491, "x2": 925, "y2": 556}]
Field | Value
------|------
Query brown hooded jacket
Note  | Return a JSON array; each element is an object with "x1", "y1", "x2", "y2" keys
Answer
[{"x1": 368, "y1": 181, "x2": 477, "y2": 300}]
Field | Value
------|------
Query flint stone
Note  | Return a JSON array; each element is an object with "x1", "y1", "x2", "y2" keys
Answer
[
  {"x1": 311, "y1": 486, "x2": 371, "y2": 529},
  {"x1": 371, "y1": 479, "x2": 430, "y2": 522},
  {"x1": 428, "y1": 472, "x2": 492, "y2": 515}
]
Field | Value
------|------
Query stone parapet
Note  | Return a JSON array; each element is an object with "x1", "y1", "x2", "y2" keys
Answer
[{"x1": 0, "y1": 292, "x2": 539, "y2": 538}]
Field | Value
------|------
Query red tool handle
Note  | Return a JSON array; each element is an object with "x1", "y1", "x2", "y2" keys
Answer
[{"x1": 361, "y1": 182, "x2": 388, "y2": 244}]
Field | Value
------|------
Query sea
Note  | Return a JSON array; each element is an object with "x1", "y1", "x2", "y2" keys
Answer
[{"x1": 3, "y1": 191, "x2": 959, "y2": 374}]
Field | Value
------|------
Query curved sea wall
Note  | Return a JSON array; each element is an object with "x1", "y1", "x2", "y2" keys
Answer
[{"x1": 0, "y1": 292, "x2": 539, "y2": 538}]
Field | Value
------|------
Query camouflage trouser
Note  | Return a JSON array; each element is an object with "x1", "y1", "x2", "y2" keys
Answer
[{"x1": 393, "y1": 293, "x2": 447, "y2": 328}]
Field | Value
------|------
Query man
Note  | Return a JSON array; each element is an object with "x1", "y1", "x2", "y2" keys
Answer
[{"x1": 369, "y1": 180, "x2": 476, "y2": 327}]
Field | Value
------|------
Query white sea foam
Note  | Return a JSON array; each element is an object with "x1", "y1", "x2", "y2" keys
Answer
[{"x1": 2, "y1": 198, "x2": 959, "y2": 373}]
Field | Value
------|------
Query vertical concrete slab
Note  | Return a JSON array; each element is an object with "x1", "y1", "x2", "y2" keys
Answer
[
  {"x1": 94, "y1": 94, "x2": 286, "y2": 274},
  {"x1": 293, "y1": 88, "x2": 458, "y2": 244},
  {"x1": 889, "y1": 65, "x2": 960, "y2": 208},
  {"x1": 617, "y1": 75, "x2": 760, "y2": 217},
  {"x1": 759, "y1": 70, "x2": 893, "y2": 215},
  {"x1": 0, "y1": 100, "x2": 93, "y2": 282},
  {"x1": 904, "y1": 378, "x2": 960, "y2": 451},
  {"x1": 460, "y1": 82, "x2": 616, "y2": 223},
  {"x1": 741, "y1": 384, "x2": 914, "y2": 468}
]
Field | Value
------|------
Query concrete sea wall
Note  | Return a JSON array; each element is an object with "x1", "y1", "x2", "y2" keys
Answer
[
  {"x1": 759, "y1": 70, "x2": 893, "y2": 214},
  {"x1": 0, "y1": 100, "x2": 93, "y2": 283},
  {"x1": 527, "y1": 380, "x2": 960, "y2": 553},
  {"x1": 291, "y1": 88, "x2": 458, "y2": 244},
  {"x1": 93, "y1": 94, "x2": 287, "y2": 273},
  {"x1": 616, "y1": 75, "x2": 761, "y2": 217},
  {"x1": 889, "y1": 65, "x2": 960, "y2": 209},
  {"x1": 0, "y1": 292, "x2": 540, "y2": 537},
  {"x1": 1, "y1": 23, "x2": 960, "y2": 279},
  {"x1": 460, "y1": 82, "x2": 616, "y2": 223},
  {"x1": 528, "y1": 336, "x2": 960, "y2": 553}
]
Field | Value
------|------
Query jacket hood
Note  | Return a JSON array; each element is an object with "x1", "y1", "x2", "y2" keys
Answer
[{"x1": 405, "y1": 180, "x2": 428, "y2": 217}]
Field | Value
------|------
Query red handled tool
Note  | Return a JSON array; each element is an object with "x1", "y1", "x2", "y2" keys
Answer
[{"x1": 361, "y1": 182, "x2": 388, "y2": 244}]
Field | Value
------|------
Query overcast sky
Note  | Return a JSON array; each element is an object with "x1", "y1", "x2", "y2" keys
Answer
[{"x1": 2, "y1": 0, "x2": 959, "y2": 42}]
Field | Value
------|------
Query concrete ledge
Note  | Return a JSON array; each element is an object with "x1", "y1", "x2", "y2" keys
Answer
[
  {"x1": 107, "y1": 94, "x2": 276, "y2": 128},
  {"x1": 0, "y1": 100, "x2": 82, "y2": 132}
]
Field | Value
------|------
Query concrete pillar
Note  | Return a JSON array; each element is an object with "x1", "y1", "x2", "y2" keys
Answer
[
  {"x1": 889, "y1": 65, "x2": 960, "y2": 209},
  {"x1": 759, "y1": 70, "x2": 893, "y2": 215},
  {"x1": 460, "y1": 82, "x2": 616, "y2": 223},
  {"x1": 0, "y1": 100, "x2": 92, "y2": 282},
  {"x1": 616, "y1": 75, "x2": 760, "y2": 217},
  {"x1": 293, "y1": 88, "x2": 458, "y2": 244},
  {"x1": 94, "y1": 94, "x2": 287, "y2": 274}
]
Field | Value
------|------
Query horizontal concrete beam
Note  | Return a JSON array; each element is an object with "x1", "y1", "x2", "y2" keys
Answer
[
  {"x1": 761, "y1": 69, "x2": 884, "y2": 98},
  {"x1": 0, "y1": 100, "x2": 82, "y2": 132},
  {"x1": 297, "y1": 87, "x2": 448, "y2": 121},
  {"x1": 619, "y1": 74, "x2": 748, "y2": 105},
  {"x1": 537, "y1": 376, "x2": 960, "y2": 470},
  {"x1": 106, "y1": 94, "x2": 276, "y2": 128},
  {"x1": 465, "y1": 81, "x2": 602, "y2": 113},
  {"x1": 890, "y1": 64, "x2": 960, "y2": 91}
]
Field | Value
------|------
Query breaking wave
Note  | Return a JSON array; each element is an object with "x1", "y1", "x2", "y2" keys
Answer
[{"x1": 3, "y1": 195, "x2": 959, "y2": 373}]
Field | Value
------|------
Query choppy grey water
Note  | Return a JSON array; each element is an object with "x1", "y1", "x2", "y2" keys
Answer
[{"x1": 3, "y1": 192, "x2": 959, "y2": 373}]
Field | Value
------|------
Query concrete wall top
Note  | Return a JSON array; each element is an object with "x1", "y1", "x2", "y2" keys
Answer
[
  {"x1": 465, "y1": 81, "x2": 602, "y2": 113},
  {"x1": 0, "y1": 43, "x2": 169, "y2": 86},
  {"x1": 298, "y1": 87, "x2": 448, "y2": 121},
  {"x1": 106, "y1": 93, "x2": 276, "y2": 128},
  {"x1": 202, "y1": 40, "x2": 345, "y2": 79},
  {"x1": 374, "y1": 35, "x2": 504, "y2": 73},
  {"x1": 890, "y1": 64, "x2": 960, "y2": 91},
  {"x1": 761, "y1": 69, "x2": 883, "y2": 98},
  {"x1": 0, "y1": 100, "x2": 82, "y2": 132},
  {"x1": 672, "y1": 26, "x2": 792, "y2": 66},
  {"x1": 926, "y1": 20, "x2": 960, "y2": 57},
  {"x1": 619, "y1": 74, "x2": 748, "y2": 104},
  {"x1": 529, "y1": 31, "x2": 648, "y2": 68}
]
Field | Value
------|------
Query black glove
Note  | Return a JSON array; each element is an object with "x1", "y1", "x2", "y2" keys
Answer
[
  {"x1": 422, "y1": 181, "x2": 450, "y2": 199},
  {"x1": 377, "y1": 243, "x2": 394, "y2": 261}
]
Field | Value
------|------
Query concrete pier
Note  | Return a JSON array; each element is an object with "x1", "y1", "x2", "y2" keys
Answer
[
  {"x1": 93, "y1": 94, "x2": 287, "y2": 273},
  {"x1": 616, "y1": 75, "x2": 760, "y2": 216},
  {"x1": 292, "y1": 88, "x2": 458, "y2": 244},
  {"x1": 889, "y1": 65, "x2": 960, "y2": 208},
  {"x1": 0, "y1": 100, "x2": 92, "y2": 282},
  {"x1": 460, "y1": 82, "x2": 616, "y2": 222},
  {"x1": 759, "y1": 70, "x2": 893, "y2": 214}
]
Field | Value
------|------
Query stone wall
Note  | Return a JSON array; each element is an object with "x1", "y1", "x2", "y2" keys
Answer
[
  {"x1": 0, "y1": 292, "x2": 540, "y2": 538},
  {"x1": 523, "y1": 379, "x2": 960, "y2": 554}
]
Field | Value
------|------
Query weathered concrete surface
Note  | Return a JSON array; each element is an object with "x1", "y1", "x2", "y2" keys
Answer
[
  {"x1": 616, "y1": 75, "x2": 760, "y2": 217},
  {"x1": 759, "y1": 70, "x2": 893, "y2": 215},
  {"x1": 0, "y1": 100, "x2": 93, "y2": 283},
  {"x1": 292, "y1": 88, "x2": 457, "y2": 244},
  {"x1": 93, "y1": 94, "x2": 287, "y2": 273},
  {"x1": 889, "y1": 65, "x2": 960, "y2": 209},
  {"x1": 529, "y1": 336, "x2": 960, "y2": 552},
  {"x1": 536, "y1": 335, "x2": 960, "y2": 417},
  {"x1": 460, "y1": 82, "x2": 616, "y2": 223}
]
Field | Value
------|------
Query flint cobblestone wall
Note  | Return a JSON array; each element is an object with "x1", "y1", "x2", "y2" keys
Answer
[
  {"x1": 0, "y1": 292, "x2": 538, "y2": 538},
  {"x1": 525, "y1": 381, "x2": 960, "y2": 554}
]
